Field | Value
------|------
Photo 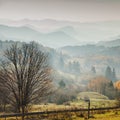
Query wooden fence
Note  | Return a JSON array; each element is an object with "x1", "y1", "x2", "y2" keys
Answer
[{"x1": 0, "y1": 106, "x2": 119, "y2": 119}]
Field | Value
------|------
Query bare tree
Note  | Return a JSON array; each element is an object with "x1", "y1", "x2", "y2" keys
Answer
[
  {"x1": 0, "y1": 85, "x2": 9, "y2": 112},
  {"x1": 0, "y1": 42, "x2": 52, "y2": 118}
]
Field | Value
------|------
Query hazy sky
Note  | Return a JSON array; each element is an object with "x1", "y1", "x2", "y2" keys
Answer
[{"x1": 0, "y1": 0, "x2": 120, "y2": 22}]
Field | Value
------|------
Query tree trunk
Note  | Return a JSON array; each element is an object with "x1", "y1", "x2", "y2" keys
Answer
[
  {"x1": 21, "y1": 106, "x2": 25, "y2": 120},
  {"x1": 3, "y1": 103, "x2": 6, "y2": 112}
]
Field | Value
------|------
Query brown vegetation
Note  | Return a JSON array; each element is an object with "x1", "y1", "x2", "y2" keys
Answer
[{"x1": 114, "y1": 80, "x2": 120, "y2": 90}]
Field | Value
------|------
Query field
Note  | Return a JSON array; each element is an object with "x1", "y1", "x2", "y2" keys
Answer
[
  {"x1": 0, "y1": 109, "x2": 120, "y2": 120},
  {"x1": 0, "y1": 92, "x2": 119, "y2": 120},
  {"x1": 0, "y1": 100, "x2": 120, "y2": 120}
]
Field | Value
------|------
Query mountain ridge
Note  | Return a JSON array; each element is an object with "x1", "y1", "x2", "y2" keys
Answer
[
  {"x1": 0, "y1": 19, "x2": 120, "y2": 48},
  {"x1": 0, "y1": 24, "x2": 78, "y2": 48}
]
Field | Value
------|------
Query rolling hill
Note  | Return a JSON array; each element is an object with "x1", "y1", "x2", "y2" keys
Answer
[
  {"x1": 1, "y1": 19, "x2": 120, "y2": 48},
  {"x1": 59, "y1": 44, "x2": 120, "y2": 57},
  {"x1": 97, "y1": 38, "x2": 120, "y2": 47},
  {"x1": 77, "y1": 92, "x2": 109, "y2": 100},
  {"x1": 0, "y1": 25, "x2": 77, "y2": 48}
]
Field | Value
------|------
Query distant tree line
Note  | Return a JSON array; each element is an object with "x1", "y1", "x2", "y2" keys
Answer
[{"x1": 86, "y1": 74, "x2": 118, "y2": 99}]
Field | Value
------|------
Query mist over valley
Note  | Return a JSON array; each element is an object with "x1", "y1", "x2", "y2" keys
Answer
[{"x1": 0, "y1": 19, "x2": 120, "y2": 103}]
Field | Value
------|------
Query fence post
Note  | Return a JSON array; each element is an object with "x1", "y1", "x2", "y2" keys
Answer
[
  {"x1": 84, "y1": 97, "x2": 90, "y2": 119},
  {"x1": 88, "y1": 100, "x2": 90, "y2": 119}
]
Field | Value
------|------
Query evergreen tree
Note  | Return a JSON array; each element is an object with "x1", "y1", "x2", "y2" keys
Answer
[
  {"x1": 59, "y1": 80, "x2": 66, "y2": 88},
  {"x1": 105, "y1": 66, "x2": 117, "y2": 82},
  {"x1": 91, "y1": 66, "x2": 96, "y2": 74},
  {"x1": 105, "y1": 81, "x2": 116, "y2": 99},
  {"x1": 112, "y1": 68, "x2": 117, "y2": 82},
  {"x1": 105, "y1": 66, "x2": 112, "y2": 81}
]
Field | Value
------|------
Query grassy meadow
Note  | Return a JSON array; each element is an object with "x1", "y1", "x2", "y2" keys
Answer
[
  {"x1": 1, "y1": 109, "x2": 120, "y2": 120},
  {"x1": 0, "y1": 92, "x2": 119, "y2": 120}
]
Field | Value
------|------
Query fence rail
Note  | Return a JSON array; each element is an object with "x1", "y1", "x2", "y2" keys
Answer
[{"x1": 0, "y1": 106, "x2": 119, "y2": 118}]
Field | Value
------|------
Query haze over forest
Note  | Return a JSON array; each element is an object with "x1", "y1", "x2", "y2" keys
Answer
[{"x1": 0, "y1": 0, "x2": 120, "y2": 105}]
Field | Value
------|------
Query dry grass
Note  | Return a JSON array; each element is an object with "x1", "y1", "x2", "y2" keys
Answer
[
  {"x1": 0, "y1": 110, "x2": 120, "y2": 120},
  {"x1": 0, "y1": 100, "x2": 119, "y2": 120},
  {"x1": 1, "y1": 110, "x2": 120, "y2": 120}
]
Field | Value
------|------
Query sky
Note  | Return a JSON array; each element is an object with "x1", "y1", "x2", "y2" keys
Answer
[{"x1": 0, "y1": 0, "x2": 120, "y2": 22}]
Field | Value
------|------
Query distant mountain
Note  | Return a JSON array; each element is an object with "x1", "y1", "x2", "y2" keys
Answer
[
  {"x1": 0, "y1": 24, "x2": 43, "y2": 41},
  {"x1": 45, "y1": 31, "x2": 78, "y2": 47},
  {"x1": 59, "y1": 44, "x2": 120, "y2": 57},
  {"x1": 59, "y1": 45, "x2": 105, "y2": 57},
  {"x1": 1, "y1": 19, "x2": 120, "y2": 47},
  {"x1": 0, "y1": 24, "x2": 77, "y2": 48},
  {"x1": 57, "y1": 26, "x2": 76, "y2": 36},
  {"x1": 97, "y1": 38, "x2": 120, "y2": 47},
  {"x1": 0, "y1": 19, "x2": 76, "y2": 32}
]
